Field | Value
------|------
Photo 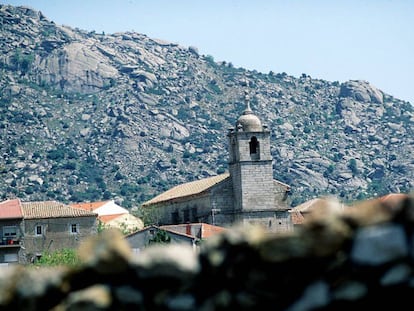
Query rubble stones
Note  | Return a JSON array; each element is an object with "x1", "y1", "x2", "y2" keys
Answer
[{"x1": 0, "y1": 195, "x2": 413, "y2": 310}]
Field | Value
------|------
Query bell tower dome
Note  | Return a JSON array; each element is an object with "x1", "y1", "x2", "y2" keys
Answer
[{"x1": 236, "y1": 91, "x2": 263, "y2": 132}]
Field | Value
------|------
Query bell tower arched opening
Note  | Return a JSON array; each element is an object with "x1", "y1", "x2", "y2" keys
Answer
[{"x1": 249, "y1": 136, "x2": 260, "y2": 160}]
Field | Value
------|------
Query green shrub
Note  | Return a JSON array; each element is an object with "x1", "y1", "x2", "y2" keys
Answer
[{"x1": 34, "y1": 248, "x2": 81, "y2": 267}]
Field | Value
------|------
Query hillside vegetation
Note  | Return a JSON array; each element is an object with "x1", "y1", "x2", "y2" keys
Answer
[{"x1": 0, "y1": 4, "x2": 413, "y2": 208}]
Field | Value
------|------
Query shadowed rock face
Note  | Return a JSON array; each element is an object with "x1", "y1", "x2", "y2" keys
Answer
[{"x1": 0, "y1": 194, "x2": 413, "y2": 310}]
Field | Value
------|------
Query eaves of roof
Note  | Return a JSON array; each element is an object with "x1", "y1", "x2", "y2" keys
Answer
[
  {"x1": 21, "y1": 201, "x2": 97, "y2": 219},
  {"x1": 142, "y1": 173, "x2": 230, "y2": 207},
  {"x1": 0, "y1": 198, "x2": 23, "y2": 219}
]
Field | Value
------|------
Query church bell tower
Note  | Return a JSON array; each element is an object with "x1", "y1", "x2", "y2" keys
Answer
[{"x1": 228, "y1": 90, "x2": 276, "y2": 213}]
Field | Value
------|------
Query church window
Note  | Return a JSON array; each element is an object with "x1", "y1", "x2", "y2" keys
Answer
[
  {"x1": 249, "y1": 136, "x2": 260, "y2": 159},
  {"x1": 191, "y1": 207, "x2": 197, "y2": 221},
  {"x1": 183, "y1": 209, "x2": 190, "y2": 223},
  {"x1": 249, "y1": 136, "x2": 259, "y2": 154},
  {"x1": 172, "y1": 210, "x2": 179, "y2": 223}
]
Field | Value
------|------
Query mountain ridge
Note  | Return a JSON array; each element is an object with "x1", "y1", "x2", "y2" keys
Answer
[{"x1": 0, "y1": 4, "x2": 413, "y2": 209}]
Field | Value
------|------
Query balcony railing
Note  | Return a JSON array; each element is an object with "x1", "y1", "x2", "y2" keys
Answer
[{"x1": 0, "y1": 238, "x2": 20, "y2": 247}]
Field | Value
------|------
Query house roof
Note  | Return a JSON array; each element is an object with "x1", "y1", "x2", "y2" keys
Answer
[
  {"x1": 21, "y1": 201, "x2": 97, "y2": 219},
  {"x1": 126, "y1": 225, "x2": 199, "y2": 242},
  {"x1": 160, "y1": 223, "x2": 227, "y2": 239},
  {"x1": 99, "y1": 213, "x2": 125, "y2": 223},
  {"x1": 142, "y1": 173, "x2": 230, "y2": 206},
  {"x1": 289, "y1": 210, "x2": 306, "y2": 225},
  {"x1": 70, "y1": 200, "x2": 129, "y2": 216},
  {"x1": 101, "y1": 213, "x2": 144, "y2": 231},
  {"x1": 126, "y1": 222, "x2": 226, "y2": 241},
  {"x1": 379, "y1": 193, "x2": 409, "y2": 208},
  {"x1": 70, "y1": 200, "x2": 109, "y2": 211},
  {"x1": 0, "y1": 199, "x2": 23, "y2": 219}
]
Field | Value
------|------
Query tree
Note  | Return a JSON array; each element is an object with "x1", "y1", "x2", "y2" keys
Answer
[{"x1": 147, "y1": 229, "x2": 171, "y2": 245}]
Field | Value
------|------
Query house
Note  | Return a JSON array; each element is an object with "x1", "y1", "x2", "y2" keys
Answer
[
  {"x1": 99, "y1": 213, "x2": 144, "y2": 233},
  {"x1": 70, "y1": 200, "x2": 144, "y2": 233},
  {"x1": 0, "y1": 199, "x2": 24, "y2": 265},
  {"x1": 20, "y1": 200, "x2": 98, "y2": 263},
  {"x1": 160, "y1": 223, "x2": 227, "y2": 239},
  {"x1": 141, "y1": 91, "x2": 292, "y2": 233},
  {"x1": 70, "y1": 200, "x2": 129, "y2": 216},
  {"x1": 125, "y1": 222, "x2": 226, "y2": 255},
  {"x1": 125, "y1": 225, "x2": 198, "y2": 255}
]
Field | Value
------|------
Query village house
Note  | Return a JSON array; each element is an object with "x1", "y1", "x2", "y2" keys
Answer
[
  {"x1": 0, "y1": 199, "x2": 24, "y2": 265},
  {"x1": 142, "y1": 91, "x2": 292, "y2": 233},
  {"x1": 125, "y1": 222, "x2": 226, "y2": 254},
  {"x1": 70, "y1": 200, "x2": 144, "y2": 233},
  {"x1": 0, "y1": 199, "x2": 98, "y2": 265},
  {"x1": 21, "y1": 200, "x2": 98, "y2": 263}
]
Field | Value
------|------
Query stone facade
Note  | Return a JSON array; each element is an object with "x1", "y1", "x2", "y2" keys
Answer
[
  {"x1": 18, "y1": 200, "x2": 98, "y2": 264},
  {"x1": 22, "y1": 216, "x2": 97, "y2": 260}
]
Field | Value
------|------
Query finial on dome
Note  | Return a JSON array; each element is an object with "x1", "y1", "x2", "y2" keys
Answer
[
  {"x1": 235, "y1": 89, "x2": 263, "y2": 132},
  {"x1": 244, "y1": 89, "x2": 252, "y2": 114}
]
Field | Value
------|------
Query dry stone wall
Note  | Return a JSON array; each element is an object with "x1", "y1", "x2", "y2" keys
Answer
[{"x1": 0, "y1": 194, "x2": 413, "y2": 310}]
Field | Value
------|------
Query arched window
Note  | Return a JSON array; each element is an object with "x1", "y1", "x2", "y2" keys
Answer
[
  {"x1": 249, "y1": 136, "x2": 259, "y2": 154},
  {"x1": 249, "y1": 136, "x2": 260, "y2": 160}
]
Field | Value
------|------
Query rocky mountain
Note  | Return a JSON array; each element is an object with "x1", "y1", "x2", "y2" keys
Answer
[{"x1": 0, "y1": 4, "x2": 413, "y2": 209}]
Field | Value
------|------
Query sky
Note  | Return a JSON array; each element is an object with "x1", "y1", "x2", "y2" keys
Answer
[{"x1": 2, "y1": 0, "x2": 414, "y2": 105}]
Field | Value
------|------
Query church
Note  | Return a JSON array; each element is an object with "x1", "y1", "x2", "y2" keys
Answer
[{"x1": 141, "y1": 91, "x2": 293, "y2": 233}]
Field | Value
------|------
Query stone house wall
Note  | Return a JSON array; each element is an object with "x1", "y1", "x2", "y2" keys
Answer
[{"x1": 22, "y1": 216, "x2": 97, "y2": 262}]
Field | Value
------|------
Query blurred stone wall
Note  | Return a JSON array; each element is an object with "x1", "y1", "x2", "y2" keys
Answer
[{"x1": 0, "y1": 194, "x2": 413, "y2": 310}]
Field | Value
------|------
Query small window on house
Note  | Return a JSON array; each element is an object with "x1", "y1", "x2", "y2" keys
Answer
[
  {"x1": 3, "y1": 226, "x2": 17, "y2": 237},
  {"x1": 35, "y1": 225, "x2": 42, "y2": 236},
  {"x1": 70, "y1": 223, "x2": 79, "y2": 234},
  {"x1": 249, "y1": 136, "x2": 259, "y2": 156}
]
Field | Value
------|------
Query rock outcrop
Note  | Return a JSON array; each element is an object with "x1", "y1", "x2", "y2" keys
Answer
[{"x1": 0, "y1": 4, "x2": 413, "y2": 208}]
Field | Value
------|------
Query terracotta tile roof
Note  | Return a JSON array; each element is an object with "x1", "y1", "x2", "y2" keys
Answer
[
  {"x1": 126, "y1": 225, "x2": 197, "y2": 241},
  {"x1": 21, "y1": 201, "x2": 97, "y2": 219},
  {"x1": 70, "y1": 200, "x2": 110, "y2": 211},
  {"x1": 160, "y1": 223, "x2": 227, "y2": 239},
  {"x1": 379, "y1": 193, "x2": 409, "y2": 208},
  {"x1": 142, "y1": 173, "x2": 230, "y2": 206},
  {"x1": 98, "y1": 213, "x2": 125, "y2": 223},
  {"x1": 290, "y1": 210, "x2": 306, "y2": 225},
  {"x1": 103, "y1": 213, "x2": 144, "y2": 231},
  {"x1": 0, "y1": 199, "x2": 23, "y2": 219},
  {"x1": 199, "y1": 223, "x2": 227, "y2": 238}
]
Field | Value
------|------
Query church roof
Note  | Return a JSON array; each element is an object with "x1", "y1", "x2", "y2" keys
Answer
[{"x1": 142, "y1": 173, "x2": 230, "y2": 207}]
